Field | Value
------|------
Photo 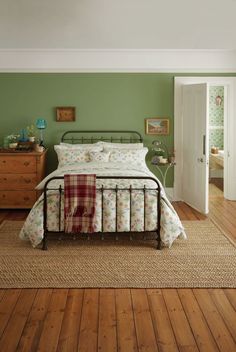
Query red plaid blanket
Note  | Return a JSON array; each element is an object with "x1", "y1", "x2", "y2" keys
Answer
[{"x1": 64, "y1": 174, "x2": 96, "y2": 233}]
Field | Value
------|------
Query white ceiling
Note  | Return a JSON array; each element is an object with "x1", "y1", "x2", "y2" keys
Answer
[{"x1": 0, "y1": 0, "x2": 236, "y2": 49}]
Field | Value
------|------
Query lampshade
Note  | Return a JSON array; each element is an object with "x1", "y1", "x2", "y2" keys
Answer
[{"x1": 36, "y1": 118, "x2": 47, "y2": 130}]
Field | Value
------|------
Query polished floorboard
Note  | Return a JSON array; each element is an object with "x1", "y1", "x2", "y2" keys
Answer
[{"x1": 0, "y1": 189, "x2": 235, "y2": 352}]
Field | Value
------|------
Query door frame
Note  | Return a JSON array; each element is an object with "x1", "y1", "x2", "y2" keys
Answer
[{"x1": 174, "y1": 76, "x2": 236, "y2": 201}]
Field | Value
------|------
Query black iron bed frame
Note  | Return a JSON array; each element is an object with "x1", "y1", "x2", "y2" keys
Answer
[{"x1": 42, "y1": 131, "x2": 162, "y2": 250}]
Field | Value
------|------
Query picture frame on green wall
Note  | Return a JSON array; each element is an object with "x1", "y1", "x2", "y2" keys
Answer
[
  {"x1": 56, "y1": 107, "x2": 76, "y2": 122},
  {"x1": 145, "y1": 118, "x2": 169, "y2": 135}
]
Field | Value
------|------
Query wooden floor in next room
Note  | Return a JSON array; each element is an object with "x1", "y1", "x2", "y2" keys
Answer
[{"x1": 0, "y1": 193, "x2": 235, "y2": 352}]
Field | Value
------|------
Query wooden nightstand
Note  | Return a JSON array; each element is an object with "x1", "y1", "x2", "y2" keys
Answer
[{"x1": 0, "y1": 150, "x2": 47, "y2": 209}]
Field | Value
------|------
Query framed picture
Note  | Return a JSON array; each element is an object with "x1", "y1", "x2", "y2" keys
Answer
[
  {"x1": 145, "y1": 118, "x2": 169, "y2": 135},
  {"x1": 56, "y1": 107, "x2": 76, "y2": 122}
]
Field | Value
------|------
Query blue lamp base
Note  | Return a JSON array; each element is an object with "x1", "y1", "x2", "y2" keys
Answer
[{"x1": 36, "y1": 119, "x2": 47, "y2": 147}]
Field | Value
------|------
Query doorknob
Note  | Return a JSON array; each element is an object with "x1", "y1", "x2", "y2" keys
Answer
[{"x1": 197, "y1": 157, "x2": 204, "y2": 163}]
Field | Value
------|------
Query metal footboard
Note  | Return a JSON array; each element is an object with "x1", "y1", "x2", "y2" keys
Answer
[{"x1": 42, "y1": 176, "x2": 161, "y2": 250}]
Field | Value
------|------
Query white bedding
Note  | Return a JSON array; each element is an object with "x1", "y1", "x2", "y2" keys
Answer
[{"x1": 20, "y1": 162, "x2": 186, "y2": 248}]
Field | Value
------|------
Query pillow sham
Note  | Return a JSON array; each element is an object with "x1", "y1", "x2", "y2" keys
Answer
[
  {"x1": 96, "y1": 141, "x2": 144, "y2": 149},
  {"x1": 105, "y1": 147, "x2": 148, "y2": 164},
  {"x1": 89, "y1": 150, "x2": 110, "y2": 162},
  {"x1": 54, "y1": 145, "x2": 102, "y2": 167},
  {"x1": 60, "y1": 142, "x2": 101, "y2": 149}
]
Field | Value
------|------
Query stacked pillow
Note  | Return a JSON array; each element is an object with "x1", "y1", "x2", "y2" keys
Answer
[
  {"x1": 54, "y1": 141, "x2": 147, "y2": 167},
  {"x1": 105, "y1": 147, "x2": 148, "y2": 164},
  {"x1": 97, "y1": 141, "x2": 148, "y2": 165},
  {"x1": 54, "y1": 144, "x2": 102, "y2": 167},
  {"x1": 96, "y1": 141, "x2": 144, "y2": 149}
]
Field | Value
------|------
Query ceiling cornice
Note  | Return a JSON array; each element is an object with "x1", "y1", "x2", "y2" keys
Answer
[{"x1": 0, "y1": 49, "x2": 236, "y2": 72}]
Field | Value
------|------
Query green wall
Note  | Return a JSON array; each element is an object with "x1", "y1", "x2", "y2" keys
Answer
[{"x1": 0, "y1": 73, "x2": 235, "y2": 186}]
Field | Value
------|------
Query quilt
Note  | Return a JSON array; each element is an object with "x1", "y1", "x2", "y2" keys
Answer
[{"x1": 19, "y1": 162, "x2": 186, "y2": 248}]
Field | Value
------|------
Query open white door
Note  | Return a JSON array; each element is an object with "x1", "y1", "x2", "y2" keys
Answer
[{"x1": 182, "y1": 83, "x2": 209, "y2": 214}]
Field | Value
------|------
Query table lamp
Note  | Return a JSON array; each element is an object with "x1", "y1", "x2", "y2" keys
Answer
[{"x1": 36, "y1": 118, "x2": 47, "y2": 146}]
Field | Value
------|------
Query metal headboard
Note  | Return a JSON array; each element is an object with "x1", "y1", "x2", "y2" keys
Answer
[{"x1": 61, "y1": 130, "x2": 143, "y2": 144}]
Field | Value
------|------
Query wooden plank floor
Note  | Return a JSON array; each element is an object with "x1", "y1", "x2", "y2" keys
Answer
[{"x1": 0, "y1": 187, "x2": 235, "y2": 352}]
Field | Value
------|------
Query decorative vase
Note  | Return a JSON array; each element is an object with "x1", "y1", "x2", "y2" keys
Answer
[{"x1": 9, "y1": 142, "x2": 18, "y2": 149}]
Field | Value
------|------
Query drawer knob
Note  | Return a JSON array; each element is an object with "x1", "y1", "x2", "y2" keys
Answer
[
  {"x1": 24, "y1": 196, "x2": 30, "y2": 201},
  {"x1": 2, "y1": 160, "x2": 6, "y2": 163},
  {"x1": 24, "y1": 179, "x2": 31, "y2": 184},
  {"x1": 24, "y1": 162, "x2": 30, "y2": 166}
]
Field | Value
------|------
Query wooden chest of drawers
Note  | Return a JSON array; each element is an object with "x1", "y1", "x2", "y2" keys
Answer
[{"x1": 0, "y1": 150, "x2": 47, "y2": 209}]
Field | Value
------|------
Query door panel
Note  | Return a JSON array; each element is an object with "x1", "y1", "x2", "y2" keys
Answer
[{"x1": 182, "y1": 83, "x2": 209, "y2": 214}]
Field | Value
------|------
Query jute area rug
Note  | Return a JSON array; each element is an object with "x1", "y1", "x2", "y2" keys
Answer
[{"x1": 0, "y1": 220, "x2": 235, "y2": 288}]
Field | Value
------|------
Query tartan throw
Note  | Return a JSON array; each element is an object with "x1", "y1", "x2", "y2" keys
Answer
[{"x1": 64, "y1": 174, "x2": 96, "y2": 233}]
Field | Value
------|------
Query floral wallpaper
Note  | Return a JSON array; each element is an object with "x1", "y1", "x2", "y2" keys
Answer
[{"x1": 209, "y1": 86, "x2": 224, "y2": 150}]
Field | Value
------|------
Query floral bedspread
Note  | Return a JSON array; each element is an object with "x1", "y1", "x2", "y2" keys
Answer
[{"x1": 19, "y1": 162, "x2": 186, "y2": 248}]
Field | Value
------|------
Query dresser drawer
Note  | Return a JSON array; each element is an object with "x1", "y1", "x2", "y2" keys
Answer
[
  {"x1": 0, "y1": 191, "x2": 36, "y2": 208},
  {"x1": 0, "y1": 174, "x2": 37, "y2": 190},
  {"x1": 0, "y1": 156, "x2": 36, "y2": 173},
  {"x1": 0, "y1": 150, "x2": 46, "y2": 209}
]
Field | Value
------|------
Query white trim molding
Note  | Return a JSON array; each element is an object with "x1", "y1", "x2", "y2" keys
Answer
[{"x1": 0, "y1": 49, "x2": 236, "y2": 72}]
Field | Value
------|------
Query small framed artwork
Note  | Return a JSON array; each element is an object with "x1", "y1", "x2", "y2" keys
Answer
[
  {"x1": 145, "y1": 118, "x2": 169, "y2": 135},
  {"x1": 56, "y1": 107, "x2": 76, "y2": 122}
]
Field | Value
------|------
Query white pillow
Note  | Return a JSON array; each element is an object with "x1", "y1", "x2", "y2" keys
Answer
[
  {"x1": 60, "y1": 142, "x2": 101, "y2": 149},
  {"x1": 96, "y1": 141, "x2": 143, "y2": 149},
  {"x1": 105, "y1": 147, "x2": 148, "y2": 164},
  {"x1": 89, "y1": 150, "x2": 110, "y2": 162},
  {"x1": 54, "y1": 145, "x2": 102, "y2": 167}
]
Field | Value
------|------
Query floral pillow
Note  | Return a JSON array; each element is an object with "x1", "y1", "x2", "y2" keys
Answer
[
  {"x1": 54, "y1": 145, "x2": 102, "y2": 167},
  {"x1": 105, "y1": 147, "x2": 148, "y2": 164},
  {"x1": 60, "y1": 142, "x2": 100, "y2": 149},
  {"x1": 97, "y1": 141, "x2": 144, "y2": 149},
  {"x1": 89, "y1": 151, "x2": 110, "y2": 162}
]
